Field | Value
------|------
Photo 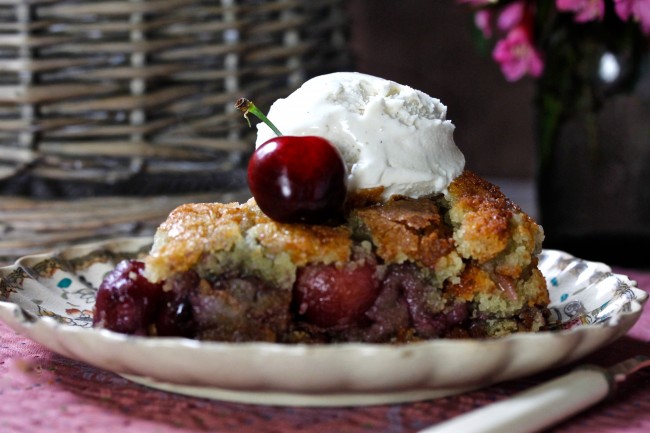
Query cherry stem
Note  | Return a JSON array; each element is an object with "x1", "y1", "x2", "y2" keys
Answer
[{"x1": 235, "y1": 98, "x2": 283, "y2": 137}]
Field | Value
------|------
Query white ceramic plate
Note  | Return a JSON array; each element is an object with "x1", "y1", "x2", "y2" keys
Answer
[{"x1": 0, "y1": 237, "x2": 646, "y2": 406}]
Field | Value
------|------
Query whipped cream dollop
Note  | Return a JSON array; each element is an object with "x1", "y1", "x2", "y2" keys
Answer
[{"x1": 255, "y1": 72, "x2": 465, "y2": 200}]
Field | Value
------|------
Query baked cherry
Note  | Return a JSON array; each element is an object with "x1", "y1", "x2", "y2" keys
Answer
[
  {"x1": 92, "y1": 259, "x2": 163, "y2": 335},
  {"x1": 236, "y1": 98, "x2": 347, "y2": 224},
  {"x1": 154, "y1": 271, "x2": 198, "y2": 337},
  {"x1": 155, "y1": 290, "x2": 196, "y2": 337},
  {"x1": 292, "y1": 262, "x2": 380, "y2": 328}
]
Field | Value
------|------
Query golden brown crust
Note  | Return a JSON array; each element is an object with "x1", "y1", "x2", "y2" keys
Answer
[
  {"x1": 251, "y1": 220, "x2": 352, "y2": 266},
  {"x1": 147, "y1": 171, "x2": 544, "y2": 282},
  {"x1": 444, "y1": 263, "x2": 497, "y2": 302},
  {"x1": 444, "y1": 262, "x2": 549, "y2": 321},
  {"x1": 448, "y1": 171, "x2": 520, "y2": 210},
  {"x1": 146, "y1": 201, "x2": 252, "y2": 278},
  {"x1": 447, "y1": 171, "x2": 514, "y2": 262},
  {"x1": 351, "y1": 197, "x2": 455, "y2": 268},
  {"x1": 344, "y1": 186, "x2": 385, "y2": 209},
  {"x1": 447, "y1": 171, "x2": 542, "y2": 266},
  {"x1": 146, "y1": 198, "x2": 352, "y2": 281}
]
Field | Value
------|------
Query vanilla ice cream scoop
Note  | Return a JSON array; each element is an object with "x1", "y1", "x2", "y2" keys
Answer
[{"x1": 255, "y1": 72, "x2": 465, "y2": 200}]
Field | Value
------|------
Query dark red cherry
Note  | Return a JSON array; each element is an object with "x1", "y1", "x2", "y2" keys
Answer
[
  {"x1": 92, "y1": 260, "x2": 163, "y2": 335},
  {"x1": 292, "y1": 261, "x2": 380, "y2": 328},
  {"x1": 155, "y1": 290, "x2": 196, "y2": 337},
  {"x1": 247, "y1": 136, "x2": 347, "y2": 224},
  {"x1": 154, "y1": 271, "x2": 199, "y2": 337}
]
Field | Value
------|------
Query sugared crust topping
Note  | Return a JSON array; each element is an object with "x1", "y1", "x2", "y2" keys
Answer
[
  {"x1": 146, "y1": 202, "x2": 251, "y2": 280},
  {"x1": 444, "y1": 264, "x2": 497, "y2": 302},
  {"x1": 351, "y1": 197, "x2": 455, "y2": 268},
  {"x1": 146, "y1": 198, "x2": 351, "y2": 282},
  {"x1": 446, "y1": 171, "x2": 542, "y2": 265},
  {"x1": 146, "y1": 171, "x2": 545, "y2": 286},
  {"x1": 250, "y1": 220, "x2": 352, "y2": 266}
]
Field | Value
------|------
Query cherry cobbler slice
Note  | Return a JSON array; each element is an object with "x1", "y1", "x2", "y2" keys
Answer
[{"x1": 93, "y1": 171, "x2": 550, "y2": 343}]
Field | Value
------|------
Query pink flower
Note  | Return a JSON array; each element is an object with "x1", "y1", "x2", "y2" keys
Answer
[
  {"x1": 492, "y1": 26, "x2": 544, "y2": 81},
  {"x1": 472, "y1": 1, "x2": 526, "y2": 44},
  {"x1": 497, "y1": 1, "x2": 525, "y2": 31},
  {"x1": 474, "y1": 9, "x2": 494, "y2": 38},
  {"x1": 614, "y1": 0, "x2": 650, "y2": 34},
  {"x1": 556, "y1": 0, "x2": 605, "y2": 22}
]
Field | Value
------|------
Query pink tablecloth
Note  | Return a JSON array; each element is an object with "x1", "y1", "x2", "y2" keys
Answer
[{"x1": 1, "y1": 268, "x2": 649, "y2": 433}]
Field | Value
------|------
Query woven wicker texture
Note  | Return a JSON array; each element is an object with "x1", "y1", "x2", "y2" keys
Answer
[
  {"x1": 0, "y1": 0, "x2": 350, "y2": 263},
  {"x1": 0, "y1": 0, "x2": 350, "y2": 197},
  {"x1": 0, "y1": 190, "x2": 252, "y2": 264}
]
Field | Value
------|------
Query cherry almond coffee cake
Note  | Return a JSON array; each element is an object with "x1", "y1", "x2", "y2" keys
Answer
[{"x1": 92, "y1": 72, "x2": 550, "y2": 343}]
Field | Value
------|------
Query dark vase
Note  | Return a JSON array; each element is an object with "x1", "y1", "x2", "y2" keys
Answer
[{"x1": 535, "y1": 12, "x2": 650, "y2": 268}]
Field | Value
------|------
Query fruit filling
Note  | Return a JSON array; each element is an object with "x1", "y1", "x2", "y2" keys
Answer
[{"x1": 93, "y1": 236, "x2": 549, "y2": 344}]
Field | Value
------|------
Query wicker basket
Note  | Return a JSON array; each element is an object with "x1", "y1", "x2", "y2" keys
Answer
[
  {"x1": 0, "y1": 0, "x2": 350, "y2": 197},
  {"x1": 0, "y1": 0, "x2": 350, "y2": 263}
]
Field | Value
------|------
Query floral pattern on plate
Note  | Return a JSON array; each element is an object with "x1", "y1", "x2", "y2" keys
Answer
[{"x1": 0, "y1": 238, "x2": 647, "y2": 406}]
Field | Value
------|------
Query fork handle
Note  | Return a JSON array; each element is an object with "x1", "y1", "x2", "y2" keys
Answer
[{"x1": 418, "y1": 368, "x2": 610, "y2": 433}]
